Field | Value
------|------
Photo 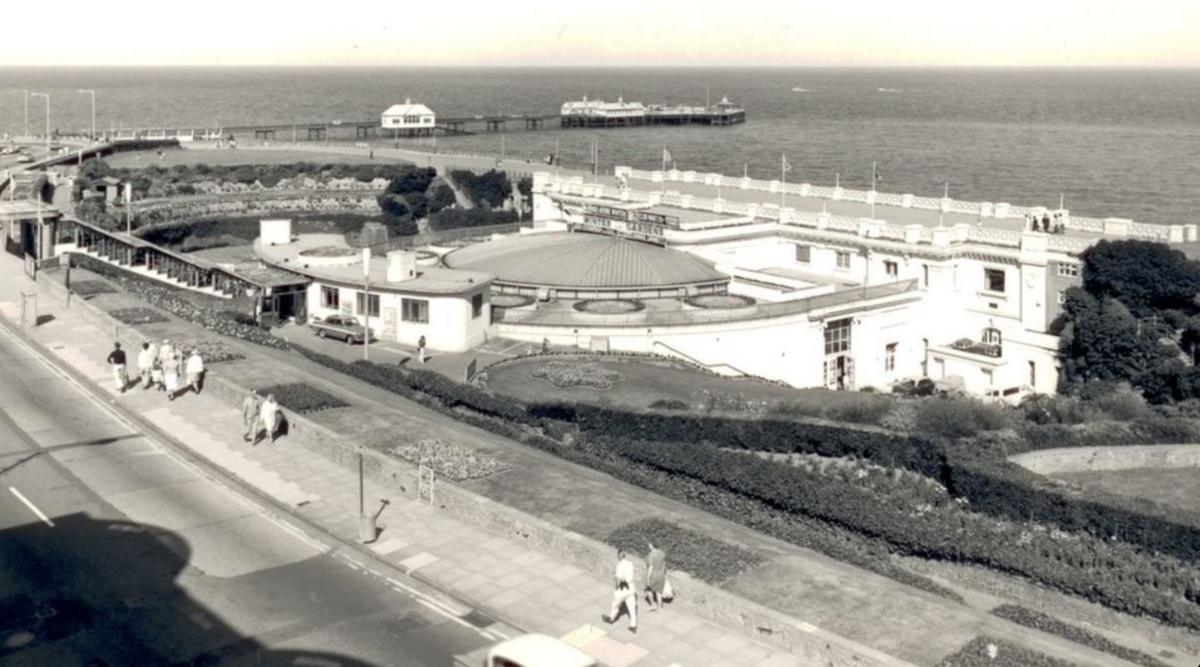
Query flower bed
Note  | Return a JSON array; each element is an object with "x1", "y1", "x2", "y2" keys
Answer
[
  {"x1": 107, "y1": 307, "x2": 169, "y2": 325},
  {"x1": 256, "y1": 382, "x2": 349, "y2": 414},
  {"x1": 70, "y1": 280, "x2": 117, "y2": 297},
  {"x1": 571, "y1": 299, "x2": 645, "y2": 314},
  {"x1": 391, "y1": 438, "x2": 509, "y2": 482},
  {"x1": 605, "y1": 518, "x2": 765, "y2": 585},
  {"x1": 172, "y1": 338, "x2": 244, "y2": 364},
  {"x1": 682, "y1": 294, "x2": 755, "y2": 309},
  {"x1": 936, "y1": 637, "x2": 1075, "y2": 667},
  {"x1": 989, "y1": 605, "x2": 1170, "y2": 667},
  {"x1": 490, "y1": 293, "x2": 535, "y2": 308},
  {"x1": 531, "y1": 360, "x2": 623, "y2": 389}
]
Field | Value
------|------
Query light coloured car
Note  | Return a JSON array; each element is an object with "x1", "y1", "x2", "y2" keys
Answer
[{"x1": 481, "y1": 634, "x2": 597, "y2": 667}]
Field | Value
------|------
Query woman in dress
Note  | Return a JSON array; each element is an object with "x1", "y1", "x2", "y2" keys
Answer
[
  {"x1": 163, "y1": 351, "x2": 182, "y2": 400},
  {"x1": 645, "y1": 542, "x2": 668, "y2": 611}
]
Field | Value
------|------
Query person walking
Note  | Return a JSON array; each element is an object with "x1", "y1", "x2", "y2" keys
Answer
[
  {"x1": 185, "y1": 349, "x2": 205, "y2": 394},
  {"x1": 242, "y1": 390, "x2": 261, "y2": 442},
  {"x1": 257, "y1": 394, "x2": 280, "y2": 445},
  {"x1": 645, "y1": 542, "x2": 668, "y2": 611},
  {"x1": 417, "y1": 335, "x2": 427, "y2": 364},
  {"x1": 603, "y1": 550, "x2": 638, "y2": 634},
  {"x1": 136, "y1": 341, "x2": 155, "y2": 390},
  {"x1": 162, "y1": 351, "x2": 181, "y2": 401},
  {"x1": 106, "y1": 342, "x2": 128, "y2": 393}
]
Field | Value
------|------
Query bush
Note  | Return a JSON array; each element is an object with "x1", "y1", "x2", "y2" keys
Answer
[
  {"x1": 449, "y1": 169, "x2": 512, "y2": 208},
  {"x1": 937, "y1": 637, "x2": 1075, "y2": 667},
  {"x1": 989, "y1": 605, "x2": 1170, "y2": 667},
  {"x1": 428, "y1": 206, "x2": 518, "y2": 232},
  {"x1": 257, "y1": 382, "x2": 348, "y2": 414},
  {"x1": 428, "y1": 182, "x2": 456, "y2": 214},
  {"x1": 605, "y1": 518, "x2": 766, "y2": 585},
  {"x1": 107, "y1": 307, "x2": 169, "y2": 325},
  {"x1": 391, "y1": 439, "x2": 509, "y2": 482},
  {"x1": 914, "y1": 396, "x2": 1016, "y2": 438}
]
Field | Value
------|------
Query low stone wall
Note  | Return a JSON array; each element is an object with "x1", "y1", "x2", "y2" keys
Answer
[
  {"x1": 36, "y1": 270, "x2": 909, "y2": 667},
  {"x1": 1011, "y1": 444, "x2": 1200, "y2": 475}
]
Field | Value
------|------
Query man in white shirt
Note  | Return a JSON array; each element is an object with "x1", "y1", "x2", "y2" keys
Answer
[
  {"x1": 136, "y1": 341, "x2": 155, "y2": 390},
  {"x1": 603, "y1": 550, "x2": 637, "y2": 633},
  {"x1": 185, "y1": 349, "x2": 205, "y2": 394}
]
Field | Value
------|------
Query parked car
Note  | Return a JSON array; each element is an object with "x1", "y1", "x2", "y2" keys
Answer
[
  {"x1": 309, "y1": 314, "x2": 372, "y2": 344},
  {"x1": 15, "y1": 154, "x2": 34, "y2": 163},
  {"x1": 454, "y1": 634, "x2": 597, "y2": 667}
]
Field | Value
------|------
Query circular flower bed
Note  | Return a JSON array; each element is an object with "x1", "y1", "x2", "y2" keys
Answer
[
  {"x1": 491, "y1": 293, "x2": 535, "y2": 308},
  {"x1": 683, "y1": 294, "x2": 756, "y2": 309},
  {"x1": 297, "y1": 245, "x2": 359, "y2": 267},
  {"x1": 391, "y1": 439, "x2": 509, "y2": 482},
  {"x1": 572, "y1": 299, "x2": 646, "y2": 314},
  {"x1": 531, "y1": 360, "x2": 623, "y2": 389}
]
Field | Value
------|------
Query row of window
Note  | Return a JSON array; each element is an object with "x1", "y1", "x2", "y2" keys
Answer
[{"x1": 320, "y1": 287, "x2": 485, "y2": 323}]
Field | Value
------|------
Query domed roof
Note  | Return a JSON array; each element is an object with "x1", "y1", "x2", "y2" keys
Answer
[{"x1": 443, "y1": 232, "x2": 725, "y2": 289}]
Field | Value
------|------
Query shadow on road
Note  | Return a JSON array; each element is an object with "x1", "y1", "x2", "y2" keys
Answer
[{"x1": 0, "y1": 512, "x2": 380, "y2": 667}]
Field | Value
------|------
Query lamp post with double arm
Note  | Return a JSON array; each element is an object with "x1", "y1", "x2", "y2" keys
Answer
[{"x1": 77, "y1": 89, "x2": 95, "y2": 140}]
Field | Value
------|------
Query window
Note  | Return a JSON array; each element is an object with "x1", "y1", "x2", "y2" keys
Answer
[
  {"x1": 402, "y1": 298, "x2": 429, "y2": 323},
  {"x1": 883, "y1": 260, "x2": 899, "y2": 278},
  {"x1": 1057, "y1": 263, "x2": 1079, "y2": 278},
  {"x1": 982, "y1": 327, "x2": 1002, "y2": 345},
  {"x1": 795, "y1": 244, "x2": 811, "y2": 263},
  {"x1": 321, "y1": 286, "x2": 339, "y2": 309},
  {"x1": 885, "y1": 343, "x2": 897, "y2": 372},
  {"x1": 824, "y1": 318, "x2": 852, "y2": 355},
  {"x1": 1057, "y1": 290, "x2": 1066, "y2": 305},
  {"x1": 835, "y1": 251, "x2": 851, "y2": 270},
  {"x1": 982, "y1": 368, "x2": 994, "y2": 387},
  {"x1": 472, "y1": 293, "x2": 484, "y2": 319},
  {"x1": 922, "y1": 264, "x2": 930, "y2": 288},
  {"x1": 355, "y1": 291, "x2": 380, "y2": 317},
  {"x1": 984, "y1": 268, "x2": 1006, "y2": 293}
]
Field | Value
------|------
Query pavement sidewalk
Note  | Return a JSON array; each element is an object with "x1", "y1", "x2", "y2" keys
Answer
[{"x1": 0, "y1": 274, "x2": 808, "y2": 667}]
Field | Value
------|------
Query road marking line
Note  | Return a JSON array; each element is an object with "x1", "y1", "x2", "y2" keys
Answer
[{"x1": 8, "y1": 486, "x2": 54, "y2": 526}]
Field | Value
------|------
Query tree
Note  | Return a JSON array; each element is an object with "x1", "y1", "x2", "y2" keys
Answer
[
  {"x1": 427, "y1": 183, "x2": 456, "y2": 214},
  {"x1": 450, "y1": 169, "x2": 512, "y2": 208},
  {"x1": 78, "y1": 158, "x2": 112, "y2": 180},
  {"x1": 1082, "y1": 240, "x2": 1200, "y2": 317}
]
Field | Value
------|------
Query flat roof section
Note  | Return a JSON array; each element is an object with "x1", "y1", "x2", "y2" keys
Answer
[{"x1": 255, "y1": 234, "x2": 493, "y2": 295}]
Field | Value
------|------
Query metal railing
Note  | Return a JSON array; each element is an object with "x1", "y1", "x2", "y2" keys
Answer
[{"x1": 495, "y1": 280, "x2": 919, "y2": 328}]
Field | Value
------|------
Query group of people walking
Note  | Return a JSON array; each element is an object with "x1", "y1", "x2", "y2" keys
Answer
[
  {"x1": 242, "y1": 390, "x2": 282, "y2": 445},
  {"x1": 604, "y1": 543, "x2": 672, "y2": 634},
  {"x1": 106, "y1": 339, "x2": 205, "y2": 399},
  {"x1": 1027, "y1": 212, "x2": 1067, "y2": 235}
]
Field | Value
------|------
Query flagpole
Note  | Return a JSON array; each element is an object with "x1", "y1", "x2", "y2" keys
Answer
[
  {"x1": 780, "y1": 154, "x2": 786, "y2": 209},
  {"x1": 871, "y1": 161, "x2": 877, "y2": 219}
]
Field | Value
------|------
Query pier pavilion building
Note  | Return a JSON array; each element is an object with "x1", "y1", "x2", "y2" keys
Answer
[
  {"x1": 381, "y1": 100, "x2": 436, "y2": 137},
  {"x1": 482, "y1": 168, "x2": 1199, "y2": 400}
]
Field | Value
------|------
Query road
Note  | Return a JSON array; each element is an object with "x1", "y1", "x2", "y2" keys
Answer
[{"x1": 0, "y1": 324, "x2": 490, "y2": 666}]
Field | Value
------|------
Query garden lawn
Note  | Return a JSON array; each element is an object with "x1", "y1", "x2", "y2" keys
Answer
[
  {"x1": 485, "y1": 355, "x2": 883, "y2": 413},
  {"x1": 1052, "y1": 468, "x2": 1200, "y2": 514}
]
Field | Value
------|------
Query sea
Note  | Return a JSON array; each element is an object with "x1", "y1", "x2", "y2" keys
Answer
[{"x1": 1, "y1": 67, "x2": 1198, "y2": 225}]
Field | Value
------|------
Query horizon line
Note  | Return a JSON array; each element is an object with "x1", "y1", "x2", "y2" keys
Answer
[{"x1": 3, "y1": 63, "x2": 1200, "y2": 69}]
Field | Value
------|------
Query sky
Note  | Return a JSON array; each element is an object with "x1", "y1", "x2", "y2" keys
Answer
[{"x1": 3, "y1": 0, "x2": 1199, "y2": 67}]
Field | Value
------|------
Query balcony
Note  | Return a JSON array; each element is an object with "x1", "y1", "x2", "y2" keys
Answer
[{"x1": 948, "y1": 337, "x2": 1002, "y2": 358}]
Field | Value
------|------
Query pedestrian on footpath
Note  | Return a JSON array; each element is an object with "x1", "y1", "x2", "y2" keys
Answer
[
  {"x1": 417, "y1": 335, "x2": 427, "y2": 364},
  {"x1": 163, "y1": 351, "x2": 181, "y2": 401},
  {"x1": 106, "y1": 342, "x2": 128, "y2": 393},
  {"x1": 136, "y1": 341, "x2": 155, "y2": 390},
  {"x1": 645, "y1": 542, "x2": 668, "y2": 611},
  {"x1": 158, "y1": 339, "x2": 175, "y2": 372},
  {"x1": 185, "y1": 349, "x2": 205, "y2": 394},
  {"x1": 242, "y1": 390, "x2": 261, "y2": 442},
  {"x1": 256, "y1": 394, "x2": 280, "y2": 445},
  {"x1": 603, "y1": 550, "x2": 638, "y2": 634}
]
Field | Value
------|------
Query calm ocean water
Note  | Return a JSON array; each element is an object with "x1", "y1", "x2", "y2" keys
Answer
[{"x1": 1, "y1": 67, "x2": 1198, "y2": 224}]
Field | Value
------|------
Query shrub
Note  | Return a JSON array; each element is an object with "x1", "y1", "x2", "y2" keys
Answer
[
  {"x1": 605, "y1": 518, "x2": 766, "y2": 585},
  {"x1": 449, "y1": 169, "x2": 512, "y2": 208},
  {"x1": 428, "y1": 206, "x2": 518, "y2": 232},
  {"x1": 937, "y1": 637, "x2": 1076, "y2": 667},
  {"x1": 256, "y1": 382, "x2": 348, "y2": 414},
  {"x1": 107, "y1": 307, "x2": 169, "y2": 325},
  {"x1": 915, "y1": 396, "x2": 1016, "y2": 438},
  {"x1": 391, "y1": 439, "x2": 509, "y2": 481},
  {"x1": 173, "y1": 339, "x2": 244, "y2": 364},
  {"x1": 989, "y1": 605, "x2": 1170, "y2": 667}
]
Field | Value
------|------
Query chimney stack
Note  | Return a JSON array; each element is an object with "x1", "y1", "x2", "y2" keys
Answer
[
  {"x1": 387, "y1": 250, "x2": 418, "y2": 282},
  {"x1": 260, "y1": 218, "x2": 293, "y2": 245}
]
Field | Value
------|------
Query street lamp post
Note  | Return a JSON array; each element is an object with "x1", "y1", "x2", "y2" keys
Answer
[
  {"x1": 30, "y1": 93, "x2": 49, "y2": 152},
  {"x1": 77, "y1": 89, "x2": 95, "y2": 140},
  {"x1": 20, "y1": 90, "x2": 29, "y2": 139}
]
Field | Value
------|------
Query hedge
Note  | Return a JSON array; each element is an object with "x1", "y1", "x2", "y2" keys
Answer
[{"x1": 989, "y1": 605, "x2": 1170, "y2": 667}]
